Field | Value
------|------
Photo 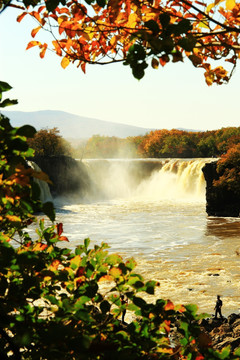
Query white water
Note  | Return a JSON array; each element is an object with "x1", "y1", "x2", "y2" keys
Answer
[{"x1": 43, "y1": 158, "x2": 240, "y2": 316}]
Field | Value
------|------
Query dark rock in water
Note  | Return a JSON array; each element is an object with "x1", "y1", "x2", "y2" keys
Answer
[
  {"x1": 33, "y1": 155, "x2": 94, "y2": 197},
  {"x1": 202, "y1": 162, "x2": 240, "y2": 217}
]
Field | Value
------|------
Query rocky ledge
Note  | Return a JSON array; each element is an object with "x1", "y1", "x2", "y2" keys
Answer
[{"x1": 198, "y1": 314, "x2": 240, "y2": 351}]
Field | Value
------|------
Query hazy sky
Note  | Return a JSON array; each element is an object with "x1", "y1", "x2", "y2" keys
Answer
[{"x1": 1, "y1": 6, "x2": 240, "y2": 131}]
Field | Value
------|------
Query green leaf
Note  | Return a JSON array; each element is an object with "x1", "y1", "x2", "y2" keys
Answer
[
  {"x1": 100, "y1": 300, "x2": 111, "y2": 314},
  {"x1": 159, "y1": 13, "x2": 170, "y2": 28},
  {"x1": 42, "y1": 201, "x2": 55, "y2": 222},
  {"x1": 218, "y1": 346, "x2": 231, "y2": 359},
  {"x1": 0, "y1": 98, "x2": 18, "y2": 108},
  {"x1": 0, "y1": 81, "x2": 12, "y2": 92},
  {"x1": 45, "y1": 0, "x2": 60, "y2": 12},
  {"x1": 133, "y1": 296, "x2": 147, "y2": 309},
  {"x1": 144, "y1": 20, "x2": 160, "y2": 35},
  {"x1": 84, "y1": 238, "x2": 90, "y2": 250},
  {"x1": 105, "y1": 253, "x2": 122, "y2": 265},
  {"x1": 132, "y1": 62, "x2": 148, "y2": 80},
  {"x1": 176, "y1": 19, "x2": 192, "y2": 34},
  {"x1": 234, "y1": 347, "x2": 240, "y2": 356},
  {"x1": 185, "y1": 304, "x2": 198, "y2": 315},
  {"x1": 16, "y1": 125, "x2": 36, "y2": 138},
  {"x1": 96, "y1": 0, "x2": 106, "y2": 7},
  {"x1": 75, "y1": 296, "x2": 91, "y2": 310}
]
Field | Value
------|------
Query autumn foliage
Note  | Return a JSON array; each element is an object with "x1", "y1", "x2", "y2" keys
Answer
[
  {"x1": 213, "y1": 143, "x2": 240, "y2": 195},
  {"x1": 9, "y1": 0, "x2": 239, "y2": 82},
  {"x1": 3, "y1": 83, "x2": 240, "y2": 359},
  {"x1": 78, "y1": 127, "x2": 240, "y2": 159},
  {"x1": 27, "y1": 127, "x2": 72, "y2": 156}
]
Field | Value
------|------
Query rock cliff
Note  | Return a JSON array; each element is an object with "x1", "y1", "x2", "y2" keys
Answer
[
  {"x1": 33, "y1": 155, "x2": 93, "y2": 198},
  {"x1": 202, "y1": 162, "x2": 240, "y2": 217}
]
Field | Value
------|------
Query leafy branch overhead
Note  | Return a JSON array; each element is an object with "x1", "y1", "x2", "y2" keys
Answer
[{"x1": 11, "y1": 0, "x2": 240, "y2": 83}]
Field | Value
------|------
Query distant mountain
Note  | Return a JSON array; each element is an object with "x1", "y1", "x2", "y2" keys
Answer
[{"x1": 2, "y1": 110, "x2": 154, "y2": 139}]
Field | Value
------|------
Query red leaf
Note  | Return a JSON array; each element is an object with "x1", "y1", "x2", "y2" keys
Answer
[
  {"x1": 77, "y1": 267, "x2": 85, "y2": 276},
  {"x1": 57, "y1": 222, "x2": 63, "y2": 236}
]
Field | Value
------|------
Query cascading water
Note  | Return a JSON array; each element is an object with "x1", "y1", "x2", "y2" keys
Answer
[{"x1": 27, "y1": 161, "x2": 52, "y2": 203}]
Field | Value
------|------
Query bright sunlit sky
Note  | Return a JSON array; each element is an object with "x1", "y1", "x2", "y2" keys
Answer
[{"x1": 1, "y1": 6, "x2": 240, "y2": 131}]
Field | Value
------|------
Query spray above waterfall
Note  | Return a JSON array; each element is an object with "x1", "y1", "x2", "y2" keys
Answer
[{"x1": 82, "y1": 158, "x2": 213, "y2": 203}]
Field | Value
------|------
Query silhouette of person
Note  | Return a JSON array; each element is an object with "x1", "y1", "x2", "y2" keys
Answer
[
  {"x1": 214, "y1": 295, "x2": 223, "y2": 320},
  {"x1": 120, "y1": 295, "x2": 127, "y2": 324}
]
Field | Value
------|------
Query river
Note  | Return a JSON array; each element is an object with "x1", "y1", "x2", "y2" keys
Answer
[{"x1": 43, "y1": 158, "x2": 240, "y2": 317}]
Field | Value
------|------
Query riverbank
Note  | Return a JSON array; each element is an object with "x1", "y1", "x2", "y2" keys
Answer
[{"x1": 198, "y1": 314, "x2": 240, "y2": 352}]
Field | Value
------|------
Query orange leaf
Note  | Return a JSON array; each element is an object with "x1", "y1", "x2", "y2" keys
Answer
[
  {"x1": 31, "y1": 11, "x2": 42, "y2": 23},
  {"x1": 81, "y1": 62, "x2": 86, "y2": 73},
  {"x1": 164, "y1": 320, "x2": 171, "y2": 333},
  {"x1": 164, "y1": 300, "x2": 175, "y2": 311},
  {"x1": 31, "y1": 26, "x2": 42, "y2": 38},
  {"x1": 52, "y1": 40, "x2": 62, "y2": 56},
  {"x1": 61, "y1": 57, "x2": 70, "y2": 69},
  {"x1": 99, "y1": 275, "x2": 113, "y2": 282},
  {"x1": 17, "y1": 12, "x2": 27, "y2": 22},
  {"x1": 33, "y1": 243, "x2": 48, "y2": 251},
  {"x1": 49, "y1": 260, "x2": 60, "y2": 271},
  {"x1": 6, "y1": 215, "x2": 21, "y2": 222},
  {"x1": 39, "y1": 43, "x2": 47, "y2": 58},
  {"x1": 59, "y1": 236, "x2": 69, "y2": 242},
  {"x1": 159, "y1": 54, "x2": 169, "y2": 67},
  {"x1": 26, "y1": 41, "x2": 41, "y2": 50}
]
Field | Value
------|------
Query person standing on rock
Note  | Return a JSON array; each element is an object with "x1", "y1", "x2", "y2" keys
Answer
[{"x1": 214, "y1": 295, "x2": 223, "y2": 320}]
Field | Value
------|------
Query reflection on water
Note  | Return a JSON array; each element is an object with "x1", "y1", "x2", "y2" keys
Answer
[{"x1": 206, "y1": 217, "x2": 240, "y2": 238}]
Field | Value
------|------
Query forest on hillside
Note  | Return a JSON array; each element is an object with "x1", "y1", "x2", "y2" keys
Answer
[{"x1": 69, "y1": 127, "x2": 240, "y2": 159}]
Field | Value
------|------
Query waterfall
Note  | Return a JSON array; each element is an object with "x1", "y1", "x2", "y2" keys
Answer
[
  {"x1": 27, "y1": 161, "x2": 53, "y2": 203},
  {"x1": 82, "y1": 158, "x2": 213, "y2": 202}
]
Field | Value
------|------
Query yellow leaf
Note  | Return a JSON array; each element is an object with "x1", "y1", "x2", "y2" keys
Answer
[
  {"x1": 109, "y1": 267, "x2": 122, "y2": 278},
  {"x1": 206, "y1": 3, "x2": 215, "y2": 13},
  {"x1": 61, "y1": 57, "x2": 70, "y2": 69},
  {"x1": 226, "y1": 0, "x2": 235, "y2": 10},
  {"x1": 151, "y1": 58, "x2": 159, "y2": 69},
  {"x1": 198, "y1": 21, "x2": 209, "y2": 29},
  {"x1": 70, "y1": 255, "x2": 81, "y2": 269}
]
